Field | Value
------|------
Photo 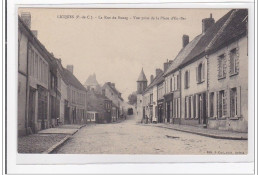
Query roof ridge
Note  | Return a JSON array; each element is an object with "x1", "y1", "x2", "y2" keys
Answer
[{"x1": 205, "y1": 10, "x2": 237, "y2": 52}]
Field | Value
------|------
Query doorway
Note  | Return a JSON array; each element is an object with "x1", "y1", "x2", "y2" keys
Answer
[
  {"x1": 198, "y1": 93, "x2": 207, "y2": 124},
  {"x1": 28, "y1": 88, "x2": 36, "y2": 133}
]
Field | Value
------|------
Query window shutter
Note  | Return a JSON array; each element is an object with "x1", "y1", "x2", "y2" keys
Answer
[
  {"x1": 217, "y1": 58, "x2": 220, "y2": 78},
  {"x1": 223, "y1": 90, "x2": 227, "y2": 116},
  {"x1": 188, "y1": 70, "x2": 190, "y2": 88},
  {"x1": 191, "y1": 95, "x2": 194, "y2": 118},
  {"x1": 214, "y1": 92, "x2": 217, "y2": 117},
  {"x1": 236, "y1": 47, "x2": 240, "y2": 73},
  {"x1": 237, "y1": 86, "x2": 241, "y2": 117},
  {"x1": 178, "y1": 98, "x2": 181, "y2": 118},
  {"x1": 196, "y1": 66, "x2": 198, "y2": 83},
  {"x1": 216, "y1": 92, "x2": 219, "y2": 118},
  {"x1": 202, "y1": 62, "x2": 205, "y2": 81},
  {"x1": 223, "y1": 54, "x2": 227, "y2": 77}
]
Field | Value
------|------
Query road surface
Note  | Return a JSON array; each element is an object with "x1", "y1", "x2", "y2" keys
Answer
[{"x1": 55, "y1": 114, "x2": 247, "y2": 154}]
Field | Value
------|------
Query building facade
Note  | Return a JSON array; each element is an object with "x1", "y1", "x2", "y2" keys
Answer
[
  {"x1": 206, "y1": 9, "x2": 248, "y2": 132},
  {"x1": 102, "y1": 82, "x2": 123, "y2": 122}
]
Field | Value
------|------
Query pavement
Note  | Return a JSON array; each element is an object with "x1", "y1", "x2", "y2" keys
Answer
[
  {"x1": 143, "y1": 123, "x2": 248, "y2": 140},
  {"x1": 18, "y1": 124, "x2": 86, "y2": 154},
  {"x1": 54, "y1": 114, "x2": 247, "y2": 154}
]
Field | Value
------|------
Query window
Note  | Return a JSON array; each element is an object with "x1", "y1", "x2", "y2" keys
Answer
[
  {"x1": 150, "y1": 94, "x2": 153, "y2": 104},
  {"x1": 218, "y1": 90, "x2": 227, "y2": 118},
  {"x1": 230, "y1": 48, "x2": 239, "y2": 75},
  {"x1": 176, "y1": 75, "x2": 179, "y2": 90},
  {"x1": 184, "y1": 70, "x2": 190, "y2": 89},
  {"x1": 218, "y1": 54, "x2": 226, "y2": 79},
  {"x1": 230, "y1": 88, "x2": 238, "y2": 118},
  {"x1": 209, "y1": 92, "x2": 214, "y2": 117},
  {"x1": 197, "y1": 62, "x2": 205, "y2": 83}
]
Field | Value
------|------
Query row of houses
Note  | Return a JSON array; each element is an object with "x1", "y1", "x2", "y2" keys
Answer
[
  {"x1": 18, "y1": 13, "x2": 125, "y2": 136},
  {"x1": 84, "y1": 74, "x2": 125, "y2": 123},
  {"x1": 137, "y1": 9, "x2": 248, "y2": 132}
]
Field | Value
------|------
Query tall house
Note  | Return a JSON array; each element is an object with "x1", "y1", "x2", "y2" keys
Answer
[{"x1": 136, "y1": 68, "x2": 147, "y2": 121}]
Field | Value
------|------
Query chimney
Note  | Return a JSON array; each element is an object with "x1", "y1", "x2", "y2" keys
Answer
[
  {"x1": 156, "y1": 69, "x2": 163, "y2": 76},
  {"x1": 164, "y1": 60, "x2": 172, "y2": 72},
  {"x1": 67, "y1": 65, "x2": 73, "y2": 74},
  {"x1": 111, "y1": 83, "x2": 115, "y2": 88},
  {"x1": 32, "y1": 30, "x2": 38, "y2": 38},
  {"x1": 182, "y1": 35, "x2": 189, "y2": 48},
  {"x1": 21, "y1": 12, "x2": 31, "y2": 29},
  {"x1": 202, "y1": 13, "x2": 215, "y2": 34},
  {"x1": 150, "y1": 75, "x2": 154, "y2": 83}
]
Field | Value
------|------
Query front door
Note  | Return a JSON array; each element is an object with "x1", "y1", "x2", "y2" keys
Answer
[
  {"x1": 167, "y1": 102, "x2": 170, "y2": 123},
  {"x1": 198, "y1": 93, "x2": 207, "y2": 124},
  {"x1": 28, "y1": 88, "x2": 36, "y2": 133}
]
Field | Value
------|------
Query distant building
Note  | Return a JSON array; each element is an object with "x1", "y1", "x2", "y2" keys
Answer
[
  {"x1": 63, "y1": 66, "x2": 87, "y2": 124},
  {"x1": 86, "y1": 89, "x2": 112, "y2": 123},
  {"x1": 84, "y1": 73, "x2": 102, "y2": 93},
  {"x1": 102, "y1": 82, "x2": 124, "y2": 121}
]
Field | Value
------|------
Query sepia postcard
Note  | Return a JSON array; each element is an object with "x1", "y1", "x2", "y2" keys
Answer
[
  {"x1": 7, "y1": 2, "x2": 255, "y2": 174},
  {"x1": 17, "y1": 7, "x2": 249, "y2": 154}
]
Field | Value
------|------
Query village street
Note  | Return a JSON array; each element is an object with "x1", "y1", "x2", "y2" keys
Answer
[{"x1": 55, "y1": 114, "x2": 247, "y2": 154}]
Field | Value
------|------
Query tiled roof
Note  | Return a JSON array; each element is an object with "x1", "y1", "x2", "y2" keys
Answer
[
  {"x1": 143, "y1": 71, "x2": 164, "y2": 94},
  {"x1": 164, "y1": 34, "x2": 203, "y2": 76},
  {"x1": 63, "y1": 69, "x2": 86, "y2": 91},
  {"x1": 137, "y1": 68, "x2": 148, "y2": 82},
  {"x1": 180, "y1": 9, "x2": 235, "y2": 67},
  {"x1": 206, "y1": 9, "x2": 248, "y2": 54},
  {"x1": 103, "y1": 82, "x2": 124, "y2": 101}
]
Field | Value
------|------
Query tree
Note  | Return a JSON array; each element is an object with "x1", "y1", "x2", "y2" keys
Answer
[{"x1": 128, "y1": 92, "x2": 137, "y2": 105}]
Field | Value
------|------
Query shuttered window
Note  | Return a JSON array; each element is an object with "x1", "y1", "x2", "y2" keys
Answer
[
  {"x1": 218, "y1": 90, "x2": 227, "y2": 118},
  {"x1": 218, "y1": 54, "x2": 226, "y2": 79},
  {"x1": 230, "y1": 88, "x2": 238, "y2": 118},
  {"x1": 229, "y1": 48, "x2": 239, "y2": 75},
  {"x1": 185, "y1": 70, "x2": 190, "y2": 89}
]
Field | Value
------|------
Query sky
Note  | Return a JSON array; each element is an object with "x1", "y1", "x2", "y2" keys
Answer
[{"x1": 19, "y1": 8, "x2": 230, "y2": 100}]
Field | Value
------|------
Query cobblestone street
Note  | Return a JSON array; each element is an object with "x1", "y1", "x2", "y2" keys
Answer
[{"x1": 55, "y1": 115, "x2": 247, "y2": 154}]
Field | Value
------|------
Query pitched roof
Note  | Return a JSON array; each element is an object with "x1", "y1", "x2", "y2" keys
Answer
[
  {"x1": 143, "y1": 71, "x2": 164, "y2": 94},
  {"x1": 164, "y1": 34, "x2": 203, "y2": 76},
  {"x1": 103, "y1": 82, "x2": 124, "y2": 101},
  {"x1": 180, "y1": 9, "x2": 235, "y2": 67},
  {"x1": 206, "y1": 9, "x2": 248, "y2": 54},
  {"x1": 137, "y1": 68, "x2": 148, "y2": 82},
  {"x1": 63, "y1": 69, "x2": 86, "y2": 91}
]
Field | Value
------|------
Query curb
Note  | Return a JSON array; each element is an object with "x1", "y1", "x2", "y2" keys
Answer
[
  {"x1": 42, "y1": 135, "x2": 71, "y2": 154},
  {"x1": 42, "y1": 125, "x2": 85, "y2": 154},
  {"x1": 146, "y1": 125, "x2": 247, "y2": 140}
]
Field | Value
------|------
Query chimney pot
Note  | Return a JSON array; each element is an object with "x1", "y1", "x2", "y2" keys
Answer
[{"x1": 182, "y1": 35, "x2": 189, "y2": 48}]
